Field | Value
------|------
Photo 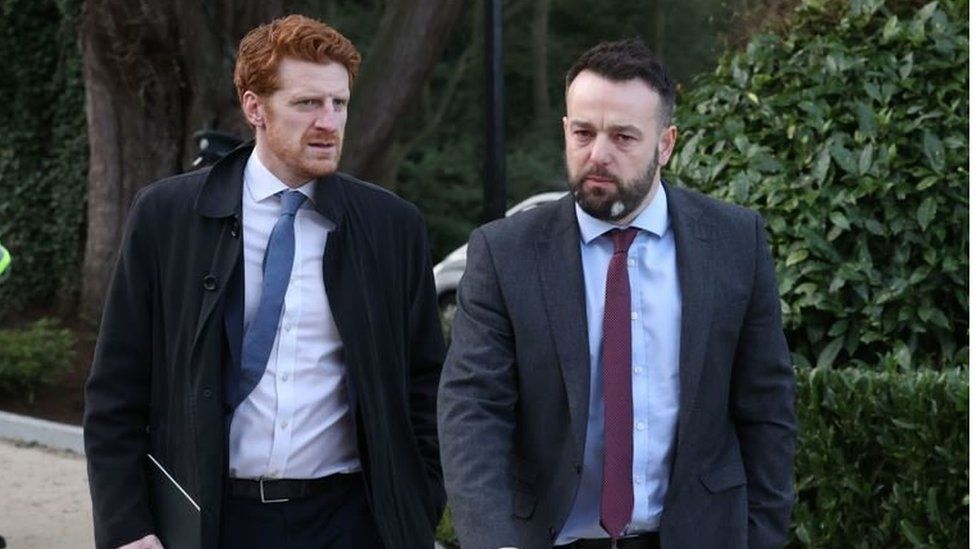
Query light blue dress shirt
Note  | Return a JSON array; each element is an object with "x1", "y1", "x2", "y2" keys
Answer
[{"x1": 556, "y1": 184, "x2": 682, "y2": 544}]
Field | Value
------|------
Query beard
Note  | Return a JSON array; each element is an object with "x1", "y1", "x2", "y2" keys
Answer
[
  {"x1": 567, "y1": 149, "x2": 658, "y2": 222},
  {"x1": 263, "y1": 106, "x2": 343, "y2": 183}
]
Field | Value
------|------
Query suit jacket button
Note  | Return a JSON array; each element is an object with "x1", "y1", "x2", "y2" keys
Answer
[
  {"x1": 575, "y1": 463, "x2": 582, "y2": 475},
  {"x1": 549, "y1": 527, "x2": 556, "y2": 539},
  {"x1": 202, "y1": 388, "x2": 213, "y2": 398},
  {"x1": 203, "y1": 275, "x2": 218, "y2": 291}
]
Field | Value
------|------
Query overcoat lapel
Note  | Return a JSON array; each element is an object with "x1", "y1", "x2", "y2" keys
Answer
[
  {"x1": 535, "y1": 196, "x2": 590, "y2": 453},
  {"x1": 666, "y1": 184, "x2": 716, "y2": 467},
  {"x1": 191, "y1": 147, "x2": 248, "y2": 359}
]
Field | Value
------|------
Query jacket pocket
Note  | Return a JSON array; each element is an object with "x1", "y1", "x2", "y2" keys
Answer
[
  {"x1": 513, "y1": 490, "x2": 538, "y2": 519},
  {"x1": 699, "y1": 460, "x2": 747, "y2": 493}
]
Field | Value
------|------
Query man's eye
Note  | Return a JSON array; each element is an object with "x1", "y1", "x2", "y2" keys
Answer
[
  {"x1": 574, "y1": 130, "x2": 593, "y2": 139},
  {"x1": 333, "y1": 99, "x2": 347, "y2": 109},
  {"x1": 616, "y1": 134, "x2": 636, "y2": 143}
]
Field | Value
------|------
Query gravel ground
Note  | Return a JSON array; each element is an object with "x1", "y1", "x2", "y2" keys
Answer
[{"x1": 0, "y1": 438, "x2": 94, "y2": 549}]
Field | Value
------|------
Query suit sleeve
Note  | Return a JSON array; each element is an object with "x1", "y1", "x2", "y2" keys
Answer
[
  {"x1": 83, "y1": 188, "x2": 157, "y2": 549},
  {"x1": 731, "y1": 214, "x2": 797, "y2": 549},
  {"x1": 406, "y1": 209, "x2": 448, "y2": 524},
  {"x1": 438, "y1": 228, "x2": 520, "y2": 549}
]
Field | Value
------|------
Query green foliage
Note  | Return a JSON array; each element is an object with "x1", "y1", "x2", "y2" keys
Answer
[
  {"x1": 669, "y1": 0, "x2": 968, "y2": 370},
  {"x1": 792, "y1": 366, "x2": 968, "y2": 547},
  {"x1": 0, "y1": 318, "x2": 76, "y2": 402},
  {"x1": 0, "y1": 0, "x2": 87, "y2": 318}
]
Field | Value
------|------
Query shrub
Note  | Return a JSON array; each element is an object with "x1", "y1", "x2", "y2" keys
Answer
[
  {"x1": 0, "y1": 0, "x2": 87, "y2": 318},
  {"x1": 669, "y1": 0, "x2": 968, "y2": 369},
  {"x1": 0, "y1": 318, "x2": 76, "y2": 402},
  {"x1": 792, "y1": 366, "x2": 968, "y2": 547}
]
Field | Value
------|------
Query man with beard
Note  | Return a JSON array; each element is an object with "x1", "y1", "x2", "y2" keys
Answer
[
  {"x1": 84, "y1": 15, "x2": 445, "y2": 549},
  {"x1": 439, "y1": 39, "x2": 796, "y2": 549}
]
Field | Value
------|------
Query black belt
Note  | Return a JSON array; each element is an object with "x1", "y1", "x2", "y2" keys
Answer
[
  {"x1": 561, "y1": 532, "x2": 660, "y2": 549},
  {"x1": 226, "y1": 473, "x2": 358, "y2": 503}
]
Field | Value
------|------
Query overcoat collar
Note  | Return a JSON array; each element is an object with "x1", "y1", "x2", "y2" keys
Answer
[
  {"x1": 194, "y1": 141, "x2": 348, "y2": 227},
  {"x1": 536, "y1": 181, "x2": 716, "y2": 460}
]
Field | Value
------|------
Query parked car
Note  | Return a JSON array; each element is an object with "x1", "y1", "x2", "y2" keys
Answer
[{"x1": 433, "y1": 191, "x2": 566, "y2": 326}]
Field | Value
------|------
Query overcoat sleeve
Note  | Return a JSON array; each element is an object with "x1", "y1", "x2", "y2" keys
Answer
[
  {"x1": 731, "y1": 214, "x2": 797, "y2": 549},
  {"x1": 83, "y1": 188, "x2": 157, "y2": 549},
  {"x1": 438, "y1": 227, "x2": 521, "y2": 549},
  {"x1": 405, "y1": 207, "x2": 449, "y2": 522}
]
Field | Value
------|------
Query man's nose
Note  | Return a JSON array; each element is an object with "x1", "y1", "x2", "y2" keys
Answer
[
  {"x1": 314, "y1": 108, "x2": 341, "y2": 131},
  {"x1": 589, "y1": 134, "x2": 612, "y2": 166}
]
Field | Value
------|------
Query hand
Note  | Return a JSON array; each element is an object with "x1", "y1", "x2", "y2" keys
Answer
[{"x1": 117, "y1": 534, "x2": 164, "y2": 549}]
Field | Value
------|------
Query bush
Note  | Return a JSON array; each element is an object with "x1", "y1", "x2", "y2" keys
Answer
[
  {"x1": 792, "y1": 366, "x2": 967, "y2": 547},
  {"x1": 0, "y1": 318, "x2": 76, "y2": 402},
  {"x1": 434, "y1": 366, "x2": 969, "y2": 548},
  {"x1": 0, "y1": 0, "x2": 87, "y2": 318},
  {"x1": 669, "y1": 0, "x2": 968, "y2": 370}
]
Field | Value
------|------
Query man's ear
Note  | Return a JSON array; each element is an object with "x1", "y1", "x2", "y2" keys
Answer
[
  {"x1": 242, "y1": 91, "x2": 265, "y2": 128},
  {"x1": 657, "y1": 125, "x2": 678, "y2": 167}
]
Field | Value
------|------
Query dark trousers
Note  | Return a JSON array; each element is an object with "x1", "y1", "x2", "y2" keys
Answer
[{"x1": 219, "y1": 474, "x2": 384, "y2": 549}]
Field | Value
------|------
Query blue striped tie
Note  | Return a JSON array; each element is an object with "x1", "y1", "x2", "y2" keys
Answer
[{"x1": 239, "y1": 190, "x2": 307, "y2": 404}]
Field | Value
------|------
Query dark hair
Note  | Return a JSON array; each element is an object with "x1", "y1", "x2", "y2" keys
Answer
[{"x1": 565, "y1": 38, "x2": 676, "y2": 125}]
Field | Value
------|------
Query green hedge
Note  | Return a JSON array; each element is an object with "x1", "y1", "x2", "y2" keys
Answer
[
  {"x1": 434, "y1": 367, "x2": 968, "y2": 548},
  {"x1": 0, "y1": 0, "x2": 87, "y2": 318},
  {"x1": 0, "y1": 318, "x2": 76, "y2": 403},
  {"x1": 669, "y1": 0, "x2": 968, "y2": 370},
  {"x1": 793, "y1": 366, "x2": 967, "y2": 547}
]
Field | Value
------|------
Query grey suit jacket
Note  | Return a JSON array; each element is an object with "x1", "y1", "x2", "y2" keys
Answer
[{"x1": 438, "y1": 184, "x2": 796, "y2": 549}]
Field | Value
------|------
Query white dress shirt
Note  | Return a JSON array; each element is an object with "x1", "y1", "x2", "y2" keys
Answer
[
  {"x1": 556, "y1": 184, "x2": 682, "y2": 544},
  {"x1": 228, "y1": 152, "x2": 360, "y2": 480}
]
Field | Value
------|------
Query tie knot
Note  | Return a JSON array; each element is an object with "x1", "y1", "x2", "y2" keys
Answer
[
  {"x1": 280, "y1": 190, "x2": 307, "y2": 216},
  {"x1": 607, "y1": 227, "x2": 639, "y2": 254}
]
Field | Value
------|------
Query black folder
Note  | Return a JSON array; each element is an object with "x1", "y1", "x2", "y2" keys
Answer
[{"x1": 148, "y1": 454, "x2": 202, "y2": 549}]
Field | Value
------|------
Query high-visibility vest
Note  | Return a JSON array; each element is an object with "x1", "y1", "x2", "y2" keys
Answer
[{"x1": 0, "y1": 239, "x2": 10, "y2": 277}]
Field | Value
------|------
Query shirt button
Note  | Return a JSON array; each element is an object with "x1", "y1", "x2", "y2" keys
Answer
[
  {"x1": 635, "y1": 476, "x2": 643, "y2": 484},
  {"x1": 631, "y1": 311, "x2": 638, "y2": 320},
  {"x1": 634, "y1": 366, "x2": 643, "y2": 375},
  {"x1": 284, "y1": 322, "x2": 293, "y2": 332},
  {"x1": 281, "y1": 373, "x2": 289, "y2": 382},
  {"x1": 280, "y1": 421, "x2": 288, "y2": 430},
  {"x1": 628, "y1": 259, "x2": 636, "y2": 267},
  {"x1": 636, "y1": 421, "x2": 646, "y2": 431}
]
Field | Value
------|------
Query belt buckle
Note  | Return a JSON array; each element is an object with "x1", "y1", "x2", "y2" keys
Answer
[{"x1": 259, "y1": 478, "x2": 289, "y2": 503}]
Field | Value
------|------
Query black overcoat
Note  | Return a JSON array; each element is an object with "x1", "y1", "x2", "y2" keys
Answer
[{"x1": 84, "y1": 144, "x2": 446, "y2": 549}]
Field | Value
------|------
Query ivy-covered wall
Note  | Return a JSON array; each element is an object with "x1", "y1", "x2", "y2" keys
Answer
[{"x1": 0, "y1": 0, "x2": 87, "y2": 319}]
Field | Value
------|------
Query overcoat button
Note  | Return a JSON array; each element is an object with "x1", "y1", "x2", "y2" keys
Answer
[{"x1": 203, "y1": 275, "x2": 217, "y2": 291}]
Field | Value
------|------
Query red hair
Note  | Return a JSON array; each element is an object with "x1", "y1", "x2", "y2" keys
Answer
[{"x1": 234, "y1": 14, "x2": 361, "y2": 103}]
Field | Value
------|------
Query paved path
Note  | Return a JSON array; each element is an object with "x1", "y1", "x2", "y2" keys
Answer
[{"x1": 0, "y1": 438, "x2": 94, "y2": 549}]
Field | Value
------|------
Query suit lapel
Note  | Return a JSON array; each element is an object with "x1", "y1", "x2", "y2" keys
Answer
[
  {"x1": 667, "y1": 184, "x2": 715, "y2": 464},
  {"x1": 535, "y1": 196, "x2": 591, "y2": 452}
]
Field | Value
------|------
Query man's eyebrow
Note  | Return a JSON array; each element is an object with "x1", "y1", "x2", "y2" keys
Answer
[{"x1": 608, "y1": 124, "x2": 643, "y2": 136}]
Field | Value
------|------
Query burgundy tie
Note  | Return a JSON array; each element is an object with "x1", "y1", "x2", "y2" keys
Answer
[{"x1": 600, "y1": 227, "x2": 639, "y2": 539}]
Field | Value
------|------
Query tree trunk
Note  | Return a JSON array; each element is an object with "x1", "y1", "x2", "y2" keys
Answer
[
  {"x1": 339, "y1": 0, "x2": 468, "y2": 188},
  {"x1": 79, "y1": 1, "x2": 281, "y2": 323},
  {"x1": 531, "y1": 0, "x2": 551, "y2": 128}
]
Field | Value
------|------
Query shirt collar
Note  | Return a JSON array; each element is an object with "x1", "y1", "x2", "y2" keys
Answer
[
  {"x1": 244, "y1": 151, "x2": 316, "y2": 205},
  {"x1": 575, "y1": 182, "x2": 670, "y2": 245}
]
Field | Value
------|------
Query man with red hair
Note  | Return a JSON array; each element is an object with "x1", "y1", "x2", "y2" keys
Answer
[{"x1": 84, "y1": 15, "x2": 445, "y2": 549}]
